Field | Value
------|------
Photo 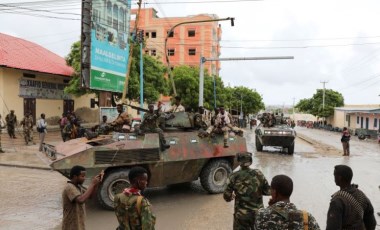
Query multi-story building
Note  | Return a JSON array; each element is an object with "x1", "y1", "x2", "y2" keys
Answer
[{"x1": 131, "y1": 8, "x2": 222, "y2": 76}]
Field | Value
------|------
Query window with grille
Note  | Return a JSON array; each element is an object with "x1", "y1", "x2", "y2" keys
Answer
[
  {"x1": 188, "y1": 48, "x2": 196, "y2": 56},
  {"x1": 168, "y1": 49, "x2": 175, "y2": 56}
]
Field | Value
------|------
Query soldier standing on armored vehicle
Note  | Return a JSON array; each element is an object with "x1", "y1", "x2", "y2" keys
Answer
[
  {"x1": 194, "y1": 106, "x2": 209, "y2": 130},
  {"x1": 111, "y1": 104, "x2": 131, "y2": 132},
  {"x1": 5, "y1": 110, "x2": 17, "y2": 139},
  {"x1": 140, "y1": 103, "x2": 170, "y2": 150},
  {"x1": 20, "y1": 112, "x2": 34, "y2": 144},
  {"x1": 166, "y1": 96, "x2": 185, "y2": 113}
]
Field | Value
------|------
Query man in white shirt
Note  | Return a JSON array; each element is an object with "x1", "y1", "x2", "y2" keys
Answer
[
  {"x1": 37, "y1": 113, "x2": 47, "y2": 151},
  {"x1": 166, "y1": 96, "x2": 185, "y2": 113}
]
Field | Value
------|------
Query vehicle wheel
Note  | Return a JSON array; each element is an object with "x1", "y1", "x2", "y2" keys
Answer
[
  {"x1": 200, "y1": 159, "x2": 232, "y2": 194},
  {"x1": 97, "y1": 168, "x2": 130, "y2": 210},
  {"x1": 255, "y1": 136, "x2": 263, "y2": 151},
  {"x1": 288, "y1": 143, "x2": 295, "y2": 155}
]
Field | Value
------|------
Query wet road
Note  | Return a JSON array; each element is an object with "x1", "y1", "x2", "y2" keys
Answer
[{"x1": 1, "y1": 128, "x2": 379, "y2": 229}]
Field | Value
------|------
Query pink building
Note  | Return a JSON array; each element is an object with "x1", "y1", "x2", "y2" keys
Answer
[{"x1": 130, "y1": 8, "x2": 222, "y2": 76}]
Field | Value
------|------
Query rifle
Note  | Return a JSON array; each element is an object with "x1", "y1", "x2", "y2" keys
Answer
[{"x1": 127, "y1": 104, "x2": 149, "y2": 113}]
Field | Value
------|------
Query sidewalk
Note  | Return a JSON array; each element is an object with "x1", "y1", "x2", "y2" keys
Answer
[{"x1": 0, "y1": 129, "x2": 63, "y2": 170}]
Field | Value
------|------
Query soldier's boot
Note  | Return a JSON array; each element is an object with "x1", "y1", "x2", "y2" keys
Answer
[{"x1": 224, "y1": 139, "x2": 229, "y2": 148}]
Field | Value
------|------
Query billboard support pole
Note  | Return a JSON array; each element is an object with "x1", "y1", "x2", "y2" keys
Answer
[
  {"x1": 139, "y1": 32, "x2": 144, "y2": 119},
  {"x1": 121, "y1": 0, "x2": 143, "y2": 104}
]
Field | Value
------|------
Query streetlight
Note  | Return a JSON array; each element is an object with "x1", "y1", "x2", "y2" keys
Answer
[{"x1": 165, "y1": 17, "x2": 235, "y2": 96}]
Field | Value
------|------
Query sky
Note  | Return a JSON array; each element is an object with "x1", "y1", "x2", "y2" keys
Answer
[{"x1": 1, "y1": 0, "x2": 380, "y2": 107}]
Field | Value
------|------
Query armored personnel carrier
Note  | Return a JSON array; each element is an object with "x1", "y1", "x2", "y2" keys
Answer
[
  {"x1": 255, "y1": 115, "x2": 296, "y2": 154},
  {"x1": 43, "y1": 111, "x2": 247, "y2": 210}
]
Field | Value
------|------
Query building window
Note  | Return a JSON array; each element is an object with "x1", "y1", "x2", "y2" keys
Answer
[
  {"x1": 145, "y1": 32, "x2": 149, "y2": 38},
  {"x1": 151, "y1": 49, "x2": 156, "y2": 56},
  {"x1": 168, "y1": 49, "x2": 175, "y2": 56},
  {"x1": 374, "y1": 118, "x2": 378, "y2": 128},
  {"x1": 188, "y1": 30, "x2": 195, "y2": 37},
  {"x1": 188, "y1": 48, "x2": 196, "y2": 56},
  {"x1": 145, "y1": 49, "x2": 149, "y2": 55},
  {"x1": 167, "y1": 30, "x2": 174, "y2": 37},
  {"x1": 357, "y1": 116, "x2": 359, "y2": 124},
  {"x1": 151, "y1": 31, "x2": 157, "y2": 38},
  {"x1": 107, "y1": 1, "x2": 112, "y2": 26},
  {"x1": 23, "y1": 73, "x2": 36, "y2": 78}
]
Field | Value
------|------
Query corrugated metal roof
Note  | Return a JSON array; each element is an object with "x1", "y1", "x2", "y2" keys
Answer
[{"x1": 0, "y1": 33, "x2": 73, "y2": 77}]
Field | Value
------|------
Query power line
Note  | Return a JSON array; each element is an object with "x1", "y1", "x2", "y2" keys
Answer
[
  {"x1": 145, "y1": 0, "x2": 263, "y2": 4},
  {"x1": 221, "y1": 41, "x2": 380, "y2": 49}
]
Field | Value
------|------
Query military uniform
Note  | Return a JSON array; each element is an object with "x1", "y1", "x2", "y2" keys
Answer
[
  {"x1": 223, "y1": 167, "x2": 271, "y2": 230},
  {"x1": 5, "y1": 112, "x2": 17, "y2": 138},
  {"x1": 114, "y1": 189, "x2": 156, "y2": 230},
  {"x1": 326, "y1": 184, "x2": 376, "y2": 230},
  {"x1": 194, "y1": 113, "x2": 209, "y2": 130},
  {"x1": 255, "y1": 201, "x2": 320, "y2": 230},
  {"x1": 20, "y1": 115, "x2": 34, "y2": 144},
  {"x1": 111, "y1": 112, "x2": 131, "y2": 132},
  {"x1": 0, "y1": 117, "x2": 5, "y2": 153},
  {"x1": 166, "y1": 104, "x2": 185, "y2": 113},
  {"x1": 141, "y1": 111, "x2": 168, "y2": 149}
]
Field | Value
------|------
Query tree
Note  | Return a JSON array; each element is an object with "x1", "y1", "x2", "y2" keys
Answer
[
  {"x1": 172, "y1": 66, "x2": 227, "y2": 110},
  {"x1": 225, "y1": 86, "x2": 265, "y2": 115},
  {"x1": 64, "y1": 41, "x2": 169, "y2": 102},
  {"x1": 295, "y1": 89, "x2": 344, "y2": 118}
]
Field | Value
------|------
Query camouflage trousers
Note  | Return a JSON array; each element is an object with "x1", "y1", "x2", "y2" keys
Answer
[
  {"x1": 23, "y1": 128, "x2": 33, "y2": 144},
  {"x1": 233, "y1": 212, "x2": 255, "y2": 230},
  {"x1": 7, "y1": 125, "x2": 15, "y2": 138}
]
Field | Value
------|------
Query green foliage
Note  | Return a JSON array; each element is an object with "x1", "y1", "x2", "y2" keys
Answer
[
  {"x1": 172, "y1": 65, "x2": 264, "y2": 114},
  {"x1": 224, "y1": 86, "x2": 265, "y2": 115},
  {"x1": 295, "y1": 89, "x2": 344, "y2": 117},
  {"x1": 64, "y1": 41, "x2": 169, "y2": 101}
]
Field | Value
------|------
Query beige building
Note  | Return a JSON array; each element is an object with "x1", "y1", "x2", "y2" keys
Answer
[
  {"x1": 0, "y1": 33, "x2": 98, "y2": 124},
  {"x1": 327, "y1": 105, "x2": 380, "y2": 131}
]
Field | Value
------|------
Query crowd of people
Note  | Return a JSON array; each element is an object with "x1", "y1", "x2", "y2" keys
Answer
[
  {"x1": 257, "y1": 112, "x2": 295, "y2": 128},
  {"x1": 62, "y1": 155, "x2": 377, "y2": 230}
]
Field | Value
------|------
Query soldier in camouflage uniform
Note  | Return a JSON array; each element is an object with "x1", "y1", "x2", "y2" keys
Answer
[
  {"x1": 140, "y1": 103, "x2": 169, "y2": 150},
  {"x1": 326, "y1": 165, "x2": 376, "y2": 230},
  {"x1": 20, "y1": 112, "x2": 34, "y2": 144},
  {"x1": 5, "y1": 110, "x2": 17, "y2": 138},
  {"x1": 194, "y1": 106, "x2": 209, "y2": 130},
  {"x1": 111, "y1": 104, "x2": 132, "y2": 132},
  {"x1": 255, "y1": 175, "x2": 320, "y2": 230},
  {"x1": 223, "y1": 152, "x2": 271, "y2": 230},
  {"x1": 114, "y1": 166, "x2": 156, "y2": 230}
]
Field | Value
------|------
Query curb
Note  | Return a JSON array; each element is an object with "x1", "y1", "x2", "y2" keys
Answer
[
  {"x1": 296, "y1": 134, "x2": 315, "y2": 145},
  {"x1": 0, "y1": 163, "x2": 51, "y2": 171}
]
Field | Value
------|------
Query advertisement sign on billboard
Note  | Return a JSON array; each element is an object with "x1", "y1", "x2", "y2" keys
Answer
[{"x1": 89, "y1": 0, "x2": 132, "y2": 92}]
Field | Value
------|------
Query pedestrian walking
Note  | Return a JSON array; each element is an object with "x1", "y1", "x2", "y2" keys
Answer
[
  {"x1": 20, "y1": 112, "x2": 34, "y2": 144},
  {"x1": 0, "y1": 114, "x2": 5, "y2": 153},
  {"x1": 223, "y1": 152, "x2": 271, "y2": 230},
  {"x1": 341, "y1": 127, "x2": 351, "y2": 156},
  {"x1": 37, "y1": 113, "x2": 47, "y2": 151},
  {"x1": 326, "y1": 165, "x2": 377, "y2": 230},
  {"x1": 62, "y1": 165, "x2": 101, "y2": 230},
  {"x1": 255, "y1": 175, "x2": 320, "y2": 230},
  {"x1": 58, "y1": 113, "x2": 68, "y2": 141},
  {"x1": 114, "y1": 166, "x2": 156, "y2": 230},
  {"x1": 5, "y1": 110, "x2": 17, "y2": 138}
]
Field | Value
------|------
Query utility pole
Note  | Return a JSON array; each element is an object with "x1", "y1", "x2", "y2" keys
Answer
[
  {"x1": 321, "y1": 81, "x2": 328, "y2": 109},
  {"x1": 138, "y1": 30, "x2": 144, "y2": 119},
  {"x1": 292, "y1": 97, "x2": 295, "y2": 120}
]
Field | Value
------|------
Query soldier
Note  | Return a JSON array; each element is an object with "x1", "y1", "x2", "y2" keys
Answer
[
  {"x1": 223, "y1": 152, "x2": 271, "y2": 230},
  {"x1": 20, "y1": 112, "x2": 34, "y2": 144},
  {"x1": 114, "y1": 166, "x2": 156, "y2": 230},
  {"x1": 194, "y1": 106, "x2": 209, "y2": 130},
  {"x1": 166, "y1": 96, "x2": 185, "y2": 113},
  {"x1": 111, "y1": 104, "x2": 131, "y2": 132},
  {"x1": 5, "y1": 110, "x2": 17, "y2": 138},
  {"x1": 326, "y1": 165, "x2": 376, "y2": 230},
  {"x1": 211, "y1": 107, "x2": 219, "y2": 126},
  {"x1": 36, "y1": 113, "x2": 47, "y2": 151},
  {"x1": 255, "y1": 175, "x2": 320, "y2": 230},
  {"x1": 140, "y1": 103, "x2": 170, "y2": 150},
  {"x1": 0, "y1": 114, "x2": 5, "y2": 153}
]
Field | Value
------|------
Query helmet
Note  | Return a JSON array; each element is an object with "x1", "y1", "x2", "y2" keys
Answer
[{"x1": 236, "y1": 152, "x2": 252, "y2": 167}]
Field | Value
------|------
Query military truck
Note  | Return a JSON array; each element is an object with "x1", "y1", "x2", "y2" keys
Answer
[
  {"x1": 255, "y1": 123, "x2": 296, "y2": 154},
  {"x1": 43, "y1": 111, "x2": 247, "y2": 210}
]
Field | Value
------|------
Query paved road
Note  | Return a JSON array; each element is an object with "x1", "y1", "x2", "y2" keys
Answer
[{"x1": 0, "y1": 128, "x2": 379, "y2": 229}]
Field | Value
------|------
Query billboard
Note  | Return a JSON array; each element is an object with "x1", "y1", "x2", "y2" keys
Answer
[{"x1": 81, "y1": 0, "x2": 132, "y2": 92}]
